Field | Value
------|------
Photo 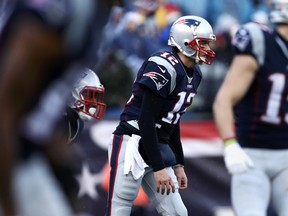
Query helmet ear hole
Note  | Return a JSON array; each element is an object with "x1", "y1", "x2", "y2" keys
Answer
[{"x1": 184, "y1": 42, "x2": 189, "y2": 46}]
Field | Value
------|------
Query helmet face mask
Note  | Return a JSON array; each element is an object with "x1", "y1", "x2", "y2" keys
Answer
[
  {"x1": 270, "y1": 0, "x2": 288, "y2": 24},
  {"x1": 70, "y1": 68, "x2": 106, "y2": 121},
  {"x1": 75, "y1": 86, "x2": 106, "y2": 120},
  {"x1": 188, "y1": 38, "x2": 216, "y2": 65},
  {"x1": 168, "y1": 15, "x2": 216, "y2": 65}
]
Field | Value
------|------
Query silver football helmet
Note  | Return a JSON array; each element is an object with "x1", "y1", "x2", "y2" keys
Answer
[
  {"x1": 70, "y1": 68, "x2": 106, "y2": 121},
  {"x1": 270, "y1": 0, "x2": 288, "y2": 24},
  {"x1": 168, "y1": 15, "x2": 216, "y2": 65}
]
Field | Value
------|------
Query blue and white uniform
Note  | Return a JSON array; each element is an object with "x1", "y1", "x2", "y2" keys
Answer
[
  {"x1": 107, "y1": 50, "x2": 202, "y2": 216},
  {"x1": 231, "y1": 22, "x2": 288, "y2": 216},
  {"x1": 234, "y1": 23, "x2": 288, "y2": 149},
  {"x1": 121, "y1": 51, "x2": 201, "y2": 125}
]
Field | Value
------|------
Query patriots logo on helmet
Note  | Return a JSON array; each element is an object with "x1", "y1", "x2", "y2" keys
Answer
[
  {"x1": 175, "y1": 19, "x2": 200, "y2": 29},
  {"x1": 143, "y1": 72, "x2": 169, "y2": 90}
]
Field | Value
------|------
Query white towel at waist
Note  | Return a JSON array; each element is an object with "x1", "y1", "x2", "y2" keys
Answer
[{"x1": 123, "y1": 134, "x2": 148, "y2": 180}]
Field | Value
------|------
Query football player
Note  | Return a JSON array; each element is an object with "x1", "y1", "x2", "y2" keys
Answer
[
  {"x1": 66, "y1": 67, "x2": 106, "y2": 144},
  {"x1": 213, "y1": 0, "x2": 288, "y2": 215},
  {"x1": 49, "y1": 68, "x2": 106, "y2": 214},
  {"x1": 106, "y1": 15, "x2": 216, "y2": 216},
  {"x1": 0, "y1": 0, "x2": 113, "y2": 215}
]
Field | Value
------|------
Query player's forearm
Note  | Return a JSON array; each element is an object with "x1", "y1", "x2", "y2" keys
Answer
[
  {"x1": 172, "y1": 144, "x2": 184, "y2": 166},
  {"x1": 139, "y1": 121, "x2": 165, "y2": 171},
  {"x1": 138, "y1": 87, "x2": 166, "y2": 171},
  {"x1": 169, "y1": 123, "x2": 184, "y2": 165},
  {"x1": 213, "y1": 96, "x2": 236, "y2": 141},
  {"x1": 138, "y1": 97, "x2": 165, "y2": 171}
]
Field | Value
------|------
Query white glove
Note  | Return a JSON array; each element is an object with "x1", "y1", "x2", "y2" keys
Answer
[{"x1": 223, "y1": 142, "x2": 254, "y2": 174}]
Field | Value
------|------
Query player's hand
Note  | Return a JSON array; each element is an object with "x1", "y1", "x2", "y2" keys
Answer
[
  {"x1": 173, "y1": 165, "x2": 188, "y2": 189},
  {"x1": 154, "y1": 169, "x2": 175, "y2": 195},
  {"x1": 224, "y1": 142, "x2": 254, "y2": 174}
]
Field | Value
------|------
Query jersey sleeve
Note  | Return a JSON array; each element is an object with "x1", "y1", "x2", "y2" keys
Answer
[
  {"x1": 232, "y1": 22, "x2": 265, "y2": 66},
  {"x1": 138, "y1": 54, "x2": 177, "y2": 98}
]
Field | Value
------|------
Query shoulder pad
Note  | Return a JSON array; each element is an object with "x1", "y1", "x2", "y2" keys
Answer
[
  {"x1": 148, "y1": 52, "x2": 177, "y2": 93},
  {"x1": 233, "y1": 22, "x2": 265, "y2": 66}
]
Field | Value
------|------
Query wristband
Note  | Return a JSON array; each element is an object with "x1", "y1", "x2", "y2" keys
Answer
[
  {"x1": 223, "y1": 137, "x2": 237, "y2": 146},
  {"x1": 173, "y1": 164, "x2": 184, "y2": 169}
]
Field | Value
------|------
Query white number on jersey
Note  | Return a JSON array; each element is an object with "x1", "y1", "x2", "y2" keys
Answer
[
  {"x1": 162, "y1": 91, "x2": 195, "y2": 124},
  {"x1": 261, "y1": 73, "x2": 286, "y2": 124}
]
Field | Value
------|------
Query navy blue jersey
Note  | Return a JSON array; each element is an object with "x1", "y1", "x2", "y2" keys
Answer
[
  {"x1": 63, "y1": 107, "x2": 84, "y2": 145},
  {"x1": 233, "y1": 22, "x2": 288, "y2": 149},
  {"x1": 119, "y1": 51, "x2": 202, "y2": 133}
]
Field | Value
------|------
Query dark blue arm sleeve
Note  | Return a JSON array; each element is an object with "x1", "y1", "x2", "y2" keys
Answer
[
  {"x1": 169, "y1": 122, "x2": 185, "y2": 166},
  {"x1": 138, "y1": 86, "x2": 166, "y2": 171}
]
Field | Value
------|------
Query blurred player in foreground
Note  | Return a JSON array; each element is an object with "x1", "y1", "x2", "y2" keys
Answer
[
  {"x1": 58, "y1": 68, "x2": 106, "y2": 214},
  {"x1": 106, "y1": 15, "x2": 216, "y2": 216},
  {"x1": 213, "y1": 0, "x2": 288, "y2": 215},
  {"x1": 0, "y1": 0, "x2": 113, "y2": 215}
]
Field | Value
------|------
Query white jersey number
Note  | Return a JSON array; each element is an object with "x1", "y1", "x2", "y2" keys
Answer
[
  {"x1": 261, "y1": 73, "x2": 286, "y2": 124},
  {"x1": 162, "y1": 91, "x2": 195, "y2": 124}
]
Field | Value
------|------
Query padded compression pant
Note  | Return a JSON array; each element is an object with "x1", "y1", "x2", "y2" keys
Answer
[{"x1": 106, "y1": 134, "x2": 187, "y2": 216}]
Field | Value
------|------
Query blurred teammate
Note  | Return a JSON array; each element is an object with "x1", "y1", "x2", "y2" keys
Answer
[
  {"x1": 0, "y1": 0, "x2": 113, "y2": 215},
  {"x1": 213, "y1": 0, "x2": 288, "y2": 215},
  {"x1": 106, "y1": 15, "x2": 216, "y2": 216},
  {"x1": 66, "y1": 68, "x2": 106, "y2": 144},
  {"x1": 55, "y1": 68, "x2": 106, "y2": 214}
]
